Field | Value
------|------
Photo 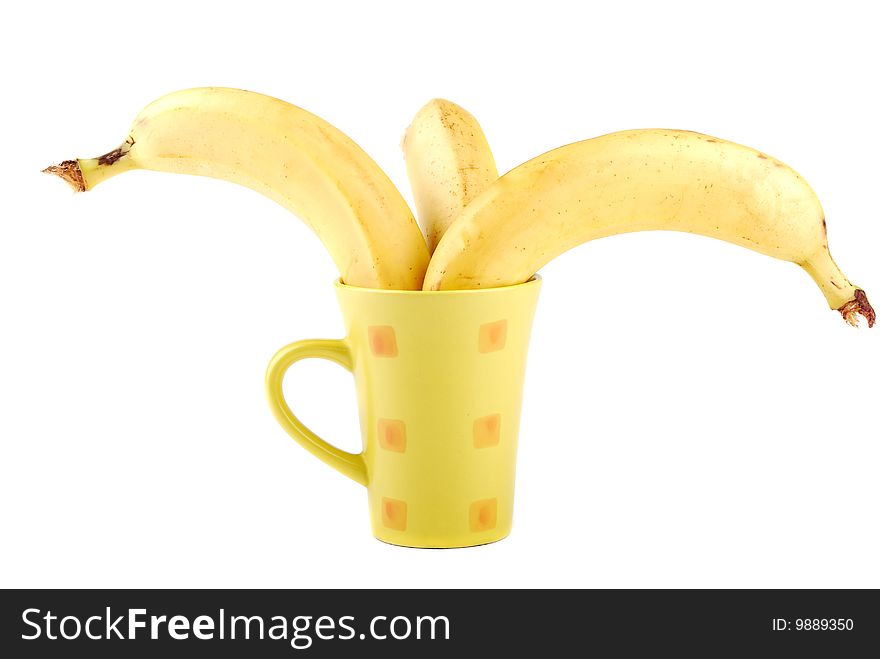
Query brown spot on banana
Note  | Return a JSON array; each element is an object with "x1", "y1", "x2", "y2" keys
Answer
[
  {"x1": 97, "y1": 136, "x2": 135, "y2": 166},
  {"x1": 97, "y1": 147, "x2": 124, "y2": 166}
]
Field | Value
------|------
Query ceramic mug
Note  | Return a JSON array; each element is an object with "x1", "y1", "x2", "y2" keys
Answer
[{"x1": 265, "y1": 277, "x2": 541, "y2": 548}]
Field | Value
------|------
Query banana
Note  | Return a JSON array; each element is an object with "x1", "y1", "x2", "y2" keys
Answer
[
  {"x1": 403, "y1": 99, "x2": 497, "y2": 253},
  {"x1": 424, "y1": 129, "x2": 873, "y2": 326},
  {"x1": 44, "y1": 87, "x2": 430, "y2": 290}
]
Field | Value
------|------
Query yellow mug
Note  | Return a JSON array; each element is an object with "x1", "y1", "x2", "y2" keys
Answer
[{"x1": 265, "y1": 277, "x2": 541, "y2": 548}]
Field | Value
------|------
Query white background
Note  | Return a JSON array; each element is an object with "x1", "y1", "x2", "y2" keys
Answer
[{"x1": 1, "y1": 1, "x2": 877, "y2": 588}]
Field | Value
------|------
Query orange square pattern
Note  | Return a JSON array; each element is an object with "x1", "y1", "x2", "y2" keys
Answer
[
  {"x1": 378, "y1": 419, "x2": 407, "y2": 453},
  {"x1": 469, "y1": 498, "x2": 498, "y2": 532},
  {"x1": 473, "y1": 413, "x2": 501, "y2": 448},
  {"x1": 368, "y1": 326, "x2": 398, "y2": 357},
  {"x1": 382, "y1": 497, "x2": 407, "y2": 531},
  {"x1": 478, "y1": 320, "x2": 507, "y2": 353}
]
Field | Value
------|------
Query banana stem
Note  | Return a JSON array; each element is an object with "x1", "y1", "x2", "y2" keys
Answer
[
  {"x1": 42, "y1": 160, "x2": 85, "y2": 192},
  {"x1": 801, "y1": 250, "x2": 874, "y2": 327},
  {"x1": 838, "y1": 290, "x2": 875, "y2": 328},
  {"x1": 43, "y1": 138, "x2": 135, "y2": 192}
]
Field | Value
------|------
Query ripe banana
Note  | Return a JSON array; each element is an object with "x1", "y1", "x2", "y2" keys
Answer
[
  {"x1": 45, "y1": 87, "x2": 430, "y2": 290},
  {"x1": 424, "y1": 129, "x2": 873, "y2": 326},
  {"x1": 403, "y1": 99, "x2": 497, "y2": 252}
]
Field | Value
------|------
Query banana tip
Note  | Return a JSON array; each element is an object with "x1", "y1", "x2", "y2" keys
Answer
[
  {"x1": 838, "y1": 289, "x2": 875, "y2": 328},
  {"x1": 42, "y1": 160, "x2": 85, "y2": 192}
]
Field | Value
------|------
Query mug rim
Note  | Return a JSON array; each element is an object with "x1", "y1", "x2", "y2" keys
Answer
[{"x1": 335, "y1": 275, "x2": 541, "y2": 295}]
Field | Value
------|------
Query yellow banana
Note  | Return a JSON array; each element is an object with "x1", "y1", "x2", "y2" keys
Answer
[
  {"x1": 45, "y1": 87, "x2": 430, "y2": 290},
  {"x1": 424, "y1": 129, "x2": 873, "y2": 326},
  {"x1": 403, "y1": 99, "x2": 497, "y2": 252}
]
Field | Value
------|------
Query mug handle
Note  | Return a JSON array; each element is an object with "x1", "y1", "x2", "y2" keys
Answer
[{"x1": 265, "y1": 339, "x2": 368, "y2": 486}]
